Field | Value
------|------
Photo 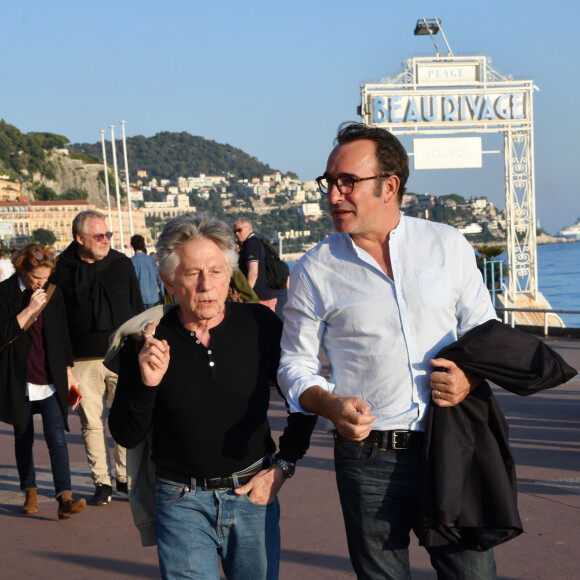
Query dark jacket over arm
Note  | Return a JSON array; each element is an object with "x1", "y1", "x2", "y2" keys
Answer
[{"x1": 415, "y1": 320, "x2": 578, "y2": 551}]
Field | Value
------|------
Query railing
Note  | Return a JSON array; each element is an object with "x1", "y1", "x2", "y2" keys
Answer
[
  {"x1": 495, "y1": 307, "x2": 580, "y2": 336},
  {"x1": 483, "y1": 258, "x2": 505, "y2": 307}
]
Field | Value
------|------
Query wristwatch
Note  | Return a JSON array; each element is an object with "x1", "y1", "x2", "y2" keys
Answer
[{"x1": 273, "y1": 457, "x2": 296, "y2": 479}]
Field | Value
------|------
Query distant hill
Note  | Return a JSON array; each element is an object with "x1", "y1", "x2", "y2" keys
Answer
[
  {"x1": 70, "y1": 131, "x2": 278, "y2": 181},
  {"x1": 0, "y1": 119, "x2": 69, "y2": 181}
]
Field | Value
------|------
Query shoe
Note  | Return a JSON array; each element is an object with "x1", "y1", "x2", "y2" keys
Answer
[
  {"x1": 22, "y1": 488, "x2": 39, "y2": 514},
  {"x1": 116, "y1": 480, "x2": 128, "y2": 495},
  {"x1": 90, "y1": 483, "x2": 113, "y2": 506},
  {"x1": 57, "y1": 491, "x2": 86, "y2": 519}
]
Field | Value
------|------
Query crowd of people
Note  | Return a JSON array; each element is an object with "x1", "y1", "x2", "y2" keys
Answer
[{"x1": 0, "y1": 122, "x2": 575, "y2": 579}]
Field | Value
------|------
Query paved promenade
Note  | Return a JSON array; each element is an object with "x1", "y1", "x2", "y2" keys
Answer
[{"x1": 0, "y1": 336, "x2": 578, "y2": 579}]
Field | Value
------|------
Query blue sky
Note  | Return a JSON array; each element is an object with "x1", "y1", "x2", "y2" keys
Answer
[{"x1": 3, "y1": 0, "x2": 579, "y2": 234}]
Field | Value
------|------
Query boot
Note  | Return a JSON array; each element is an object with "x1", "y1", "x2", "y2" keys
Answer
[
  {"x1": 22, "y1": 488, "x2": 39, "y2": 514},
  {"x1": 57, "y1": 491, "x2": 86, "y2": 520}
]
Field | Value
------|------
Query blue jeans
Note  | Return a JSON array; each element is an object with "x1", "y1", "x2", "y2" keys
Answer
[
  {"x1": 334, "y1": 433, "x2": 497, "y2": 580},
  {"x1": 13, "y1": 393, "x2": 72, "y2": 497},
  {"x1": 154, "y1": 468, "x2": 280, "y2": 579}
]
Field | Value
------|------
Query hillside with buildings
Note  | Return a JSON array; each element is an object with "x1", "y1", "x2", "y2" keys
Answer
[{"x1": 1, "y1": 120, "x2": 566, "y2": 257}]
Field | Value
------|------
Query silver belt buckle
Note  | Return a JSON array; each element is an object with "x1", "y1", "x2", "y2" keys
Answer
[{"x1": 391, "y1": 430, "x2": 407, "y2": 449}]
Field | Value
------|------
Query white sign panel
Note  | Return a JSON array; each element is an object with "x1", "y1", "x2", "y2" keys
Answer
[
  {"x1": 417, "y1": 63, "x2": 479, "y2": 84},
  {"x1": 413, "y1": 137, "x2": 482, "y2": 170},
  {"x1": 0, "y1": 222, "x2": 14, "y2": 236}
]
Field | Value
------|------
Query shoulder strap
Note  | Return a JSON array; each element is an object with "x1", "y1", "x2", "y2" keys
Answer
[{"x1": 22, "y1": 283, "x2": 57, "y2": 331}]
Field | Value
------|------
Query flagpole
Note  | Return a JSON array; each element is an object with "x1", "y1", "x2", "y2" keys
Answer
[
  {"x1": 109, "y1": 125, "x2": 125, "y2": 253},
  {"x1": 100, "y1": 130, "x2": 114, "y2": 248},
  {"x1": 120, "y1": 120, "x2": 134, "y2": 237}
]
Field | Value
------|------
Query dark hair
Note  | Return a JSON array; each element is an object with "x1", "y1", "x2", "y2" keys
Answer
[
  {"x1": 13, "y1": 243, "x2": 57, "y2": 275},
  {"x1": 335, "y1": 122, "x2": 409, "y2": 202},
  {"x1": 130, "y1": 234, "x2": 146, "y2": 251}
]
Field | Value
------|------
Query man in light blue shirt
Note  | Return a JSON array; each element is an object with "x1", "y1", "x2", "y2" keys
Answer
[
  {"x1": 278, "y1": 123, "x2": 498, "y2": 579},
  {"x1": 130, "y1": 235, "x2": 164, "y2": 309}
]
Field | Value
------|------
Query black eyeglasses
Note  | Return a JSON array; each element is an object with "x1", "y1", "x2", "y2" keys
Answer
[
  {"x1": 233, "y1": 227, "x2": 245, "y2": 233},
  {"x1": 316, "y1": 174, "x2": 390, "y2": 195},
  {"x1": 85, "y1": 232, "x2": 113, "y2": 242}
]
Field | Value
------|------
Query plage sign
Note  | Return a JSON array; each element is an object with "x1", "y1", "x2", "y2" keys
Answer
[{"x1": 413, "y1": 137, "x2": 482, "y2": 170}]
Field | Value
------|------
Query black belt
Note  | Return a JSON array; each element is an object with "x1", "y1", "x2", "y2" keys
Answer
[
  {"x1": 357, "y1": 430, "x2": 424, "y2": 450},
  {"x1": 156, "y1": 457, "x2": 272, "y2": 490}
]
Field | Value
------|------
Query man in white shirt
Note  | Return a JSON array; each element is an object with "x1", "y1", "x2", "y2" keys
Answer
[{"x1": 278, "y1": 123, "x2": 498, "y2": 579}]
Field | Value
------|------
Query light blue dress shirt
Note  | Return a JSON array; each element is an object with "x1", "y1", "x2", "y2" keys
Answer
[
  {"x1": 278, "y1": 215, "x2": 498, "y2": 432},
  {"x1": 131, "y1": 252, "x2": 164, "y2": 306}
]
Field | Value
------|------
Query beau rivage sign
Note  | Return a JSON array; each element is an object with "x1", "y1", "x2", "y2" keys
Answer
[
  {"x1": 359, "y1": 56, "x2": 535, "y2": 131},
  {"x1": 359, "y1": 54, "x2": 540, "y2": 303}
]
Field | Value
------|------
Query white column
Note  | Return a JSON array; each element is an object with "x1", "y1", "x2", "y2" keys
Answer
[
  {"x1": 100, "y1": 130, "x2": 114, "y2": 248},
  {"x1": 120, "y1": 120, "x2": 134, "y2": 236},
  {"x1": 109, "y1": 126, "x2": 125, "y2": 253}
]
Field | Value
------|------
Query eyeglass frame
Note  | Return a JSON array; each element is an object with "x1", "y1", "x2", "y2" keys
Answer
[
  {"x1": 315, "y1": 174, "x2": 391, "y2": 196},
  {"x1": 29, "y1": 248, "x2": 56, "y2": 262},
  {"x1": 83, "y1": 231, "x2": 113, "y2": 242}
]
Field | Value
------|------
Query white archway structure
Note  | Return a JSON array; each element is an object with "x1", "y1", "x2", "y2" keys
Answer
[{"x1": 359, "y1": 29, "x2": 539, "y2": 307}]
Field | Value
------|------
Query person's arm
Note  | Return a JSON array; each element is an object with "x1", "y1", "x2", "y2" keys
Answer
[
  {"x1": 16, "y1": 288, "x2": 46, "y2": 329},
  {"x1": 277, "y1": 264, "x2": 337, "y2": 412},
  {"x1": 246, "y1": 261, "x2": 259, "y2": 289},
  {"x1": 277, "y1": 264, "x2": 376, "y2": 440},
  {"x1": 299, "y1": 386, "x2": 375, "y2": 441},
  {"x1": 127, "y1": 259, "x2": 145, "y2": 313},
  {"x1": 109, "y1": 325, "x2": 169, "y2": 448},
  {"x1": 234, "y1": 410, "x2": 318, "y2": 503}
]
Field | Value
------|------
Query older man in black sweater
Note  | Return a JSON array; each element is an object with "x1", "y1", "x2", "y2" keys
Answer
[{"x1": 109, "y1": 213, "x2": 316, "y2": 580}]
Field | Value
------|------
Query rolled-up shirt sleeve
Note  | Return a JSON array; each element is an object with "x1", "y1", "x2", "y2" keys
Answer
[{"x1": 277, "y1": 264, "x2": 333, "y2": 414}]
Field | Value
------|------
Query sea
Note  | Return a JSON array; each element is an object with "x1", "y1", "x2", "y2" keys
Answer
[
  {"x1": 537, "y1": 242, "x2": 580, "y2": 327},
  {"x1": 288, "y1": 241, "x2": 580, "y2": 328}
]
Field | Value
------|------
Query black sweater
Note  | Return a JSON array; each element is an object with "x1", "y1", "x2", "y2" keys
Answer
[{"x1": 109, "y1": 303, "x2": 316, "y2": 478}]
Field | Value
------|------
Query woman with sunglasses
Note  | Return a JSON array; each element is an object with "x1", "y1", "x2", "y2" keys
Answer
[{"x1": 0, "y1": 243, "x2": 85, "y2": 519}]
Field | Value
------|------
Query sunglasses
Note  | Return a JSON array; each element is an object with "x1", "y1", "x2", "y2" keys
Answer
[
  {"x1": 30, "y1": 248, "x2": 56, "y2": 261},
  {"x1": 85, "y1": 232, "x2": 113, "y2": 242}
]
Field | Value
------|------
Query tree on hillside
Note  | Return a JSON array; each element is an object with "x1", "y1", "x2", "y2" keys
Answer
[
  {"x1": 69, "y1": 131, "x2": 277, "y2": 181},
  {"x1": 62, "y1": 187, "x2": 88, "y2": 200},
  {"x1": 35, "y1": 184, "x2": 57, "y2": 200},
  {"x1": 31, "y1": 228, "x2": 56, "y2": 246},
  {"x1": 28, "y1": 132, "x2": 69, "y2": 150}
]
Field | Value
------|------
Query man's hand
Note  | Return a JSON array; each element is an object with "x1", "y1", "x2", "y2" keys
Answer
[
  {"x1": 66, "y1": 367, "x2": 79, "y2": 389},
  {"x1": 138, "y1": 322, "x2": 170, "y2": 387},
  {"x1": 429, "y1": 357, "x2": 481, "y2": 407},
  {"x1": 300, "y1": 386, "x2": 376, "y2": 441},
  {"x1": 234, "y1": 466, "x2": 286, "y2": 504}
]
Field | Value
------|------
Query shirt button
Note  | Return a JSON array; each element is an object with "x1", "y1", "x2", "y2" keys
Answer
[
  {"x1": 209, "y1": 361, "x2": 215, "y2": 367},
  {"x1": 196, "y1": 340, "x2": 201, "y2": 344},
  {"x1": 207, "y1": 350, "x2": 212, "y2": 355}
]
